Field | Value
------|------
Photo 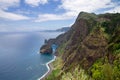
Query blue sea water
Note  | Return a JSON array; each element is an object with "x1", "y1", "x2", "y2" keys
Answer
[{"x1": 0, "y1": 32, "x2": 62, "y2": 80}]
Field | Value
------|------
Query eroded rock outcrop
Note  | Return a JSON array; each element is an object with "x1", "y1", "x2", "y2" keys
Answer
[{"x1": 40, "y1": 44, "x2": 52, "y2": 54}]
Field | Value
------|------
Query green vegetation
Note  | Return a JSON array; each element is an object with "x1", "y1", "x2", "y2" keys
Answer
[
  {"x1": 89, "y1": 18, "x2": 120, "y2": 80},
  {"x1": 90, "y1": 57, "x2": 120, "y2": 80},
  {"x1": 103, "y1": 63, "x2": 113, "y2": 80},
  {"x1": 90, "y1": 58, "x2": 113, "y2": 80},
  {"x1": 57, "y1": 43, "x2": 67, "y2": 55},
  {"x1": 90, "y1": 59, "x2": 104, "y2": 80},
  {"x1": 52, "y1": 57, "x2": 63, "y2": 69},
  {"x1": 43, "y1": 12, "x2": 120, "y2": 80},
  {"x1": 113, "y1": 58, "x2": 120, "y2": 80},
  {"x1": 45, "y1": 57, "x2": 63, "y2": 80},
  {"x1": 46, "y1": 57, "x2": 92, "y2": 80},
  {"x1": 61, "y1": 66, "x2": 91, "y2": 80},
  {"x1": 45, "y1": 69, "x2": 60, "y2": 80},
  {"x1": 77, "y1": 12, "x2": 97, "y2": 21},
  {"x1": 107, "y1": 27, "x2": 120, "y2": 54}
]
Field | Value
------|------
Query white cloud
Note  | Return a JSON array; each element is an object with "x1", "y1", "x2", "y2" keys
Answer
[
  {"x1": 35, "y1": 11, "x2": 76, "y2": 22},
  {"x1": 35, "y1": 0, "x2": 117, "y2": 22},
  {"x1": 105, "y1": 6, "x2": 120, "y2": 13},
  {"x1": 59, "y1": 0, "x2": 114, "y2": 14},
  {"x1": 35, "y1": 14, "x2": 64, "y2": 22},
  {"x1": 0, "y1": 10, "x2": 29, "y2": 20},
  {"x1": 0, "y1": 0, "x2": 30, "y2": 20},
  {"x1": 0, "y1": 0, "x2": 20, "y2": 10},
  {"x1": 25, "y1": 0, "x2": 48, "y2": 6}
]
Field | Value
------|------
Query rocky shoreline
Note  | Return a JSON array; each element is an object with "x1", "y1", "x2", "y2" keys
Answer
[
  {"x1": 40, "y1": 63, "x2": 53, "y2": 80},
  {"x1": 39, "y1": 56, "x2": 56, "y2": 80}
]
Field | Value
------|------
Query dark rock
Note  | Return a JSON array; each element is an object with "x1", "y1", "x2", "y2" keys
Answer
[{"x1": 40, "y1": 44, "x2": 52, "y2": 54}]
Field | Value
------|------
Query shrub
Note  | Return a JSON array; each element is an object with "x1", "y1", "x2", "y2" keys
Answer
[{"x1": 61, "y1": 66, "x2": 91, "y2": 80}]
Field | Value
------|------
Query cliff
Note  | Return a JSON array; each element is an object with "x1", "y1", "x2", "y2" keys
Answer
[{"x1": 41, "y1": 12, "x2": 120, "y2": 80}]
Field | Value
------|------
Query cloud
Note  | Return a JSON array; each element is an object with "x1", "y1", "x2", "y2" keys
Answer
[
  {"x1": 35, "y1": 11, "x2": 76, "y2": 22},
  {"x1": 59, "y1": 0, "x2": 115, "y2": 14},
  {"x1": 0, "y1": 0, "x2": 20, "y2": 10},
  {"x1": 0, "y1": 0, "x2": 30, "y2": 20},
  {"x1": 35, "y1": 0, "x2": 118, "y2": 22},
  {"x1": 0, "y1": 10, "x2": 30, "y2": 20},
  {"x1": 25, "y1": 0, "x2": 48, "y2": 6},
  {"x1": 105, "y1": 6, "x2": 120, "y2": 13},
  {"x1": 35, "y1": 14, "x2": 63, "y2": 22}
]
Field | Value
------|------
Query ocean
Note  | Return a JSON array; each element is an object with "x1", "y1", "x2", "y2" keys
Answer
[{"x1": 0, "y1": 32, "x2": 62, "y2": 80}]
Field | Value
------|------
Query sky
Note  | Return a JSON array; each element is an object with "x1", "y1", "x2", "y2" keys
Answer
[{"x1": 0, "y1": 0, "x2": 120, "y2": 32}]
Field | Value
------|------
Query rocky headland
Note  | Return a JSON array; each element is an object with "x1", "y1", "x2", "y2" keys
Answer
[{"x1": 40, "y1": 12, "x2": 120, "y2": 80}]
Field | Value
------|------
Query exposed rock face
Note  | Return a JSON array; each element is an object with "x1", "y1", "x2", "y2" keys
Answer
[
  {"x1": 62, "y1": 27, "x2": 108, "y2": 70},
  {"x1": 40, "y1": 12, "x2": 120, "y2": 70},
  {"x1": 41, "y1": 12, "x2": 120, "y2": 80},
  {"x1": 40, "y1": 12, "x2": 98, "y2": 55},
  {"x1": 40, "y1": 44, "x2": 52, "y2": 54},
  {"x1": 40, "y1": 31, "x2": 70, "y2": 54}
]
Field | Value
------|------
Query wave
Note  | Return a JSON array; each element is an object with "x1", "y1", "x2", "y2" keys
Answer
[{"x1": 38, "y1": 55, "x2": 56, "y2": 80}]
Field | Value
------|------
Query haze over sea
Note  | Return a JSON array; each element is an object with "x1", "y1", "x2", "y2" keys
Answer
[{"x1": 0, "y1": 31, "x2": 62, "y2": 80}]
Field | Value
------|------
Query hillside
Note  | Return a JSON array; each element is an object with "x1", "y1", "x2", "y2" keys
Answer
[{"x1": 40, "y1": 12, "x2": 120, "y2": 80}]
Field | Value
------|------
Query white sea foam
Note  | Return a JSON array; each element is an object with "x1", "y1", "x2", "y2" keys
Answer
[
  {"x1": 41, "y1": 64, "x2": 45, "y2": 66},
  {"x1": 37, "y1": 55, "x2": 56, "y2": 80},
  {"x1": 37, "y1": 51, "x2": 39, "y2": 54}
]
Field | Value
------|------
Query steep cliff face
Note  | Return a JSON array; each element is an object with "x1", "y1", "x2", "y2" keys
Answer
[
  {"x1": 41, "y1": 12, "x2": 120, "y2": 80},
  {"x1": 62, "y1": 27, "x2": 107, "y2": 70},
  {"x1": 56, "y1": 12, "x2": 120, "y2": 69},
  {"x1": 40, "y1": 12, "x2": 97, "y2": 54}
]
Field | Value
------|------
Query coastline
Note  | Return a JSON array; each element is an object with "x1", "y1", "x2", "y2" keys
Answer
[{"x1": 38, "y1": 55, "x2": 56, "y2": 80}]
